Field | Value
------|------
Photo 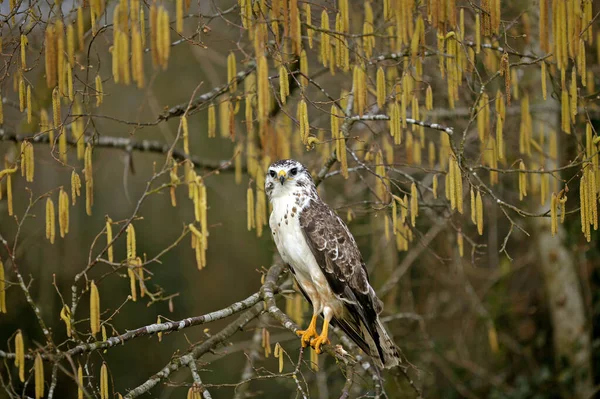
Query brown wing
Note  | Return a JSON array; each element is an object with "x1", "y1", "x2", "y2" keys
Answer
[{"x1": 299, "y1": 198, "x2": 386, "y2": 361}]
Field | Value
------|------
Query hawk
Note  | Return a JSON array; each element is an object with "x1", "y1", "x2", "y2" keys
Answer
[{"x1": 265, "y1": 159, "x2": 400, "y2": 368}]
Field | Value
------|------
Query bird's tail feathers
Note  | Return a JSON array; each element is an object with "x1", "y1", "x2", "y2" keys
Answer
[{"x1": 359, "y1": 318, "x2": 401, "y2": 369}]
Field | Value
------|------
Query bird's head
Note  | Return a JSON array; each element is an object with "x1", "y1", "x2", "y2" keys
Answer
[{"x1": 265, "y1": 159, "x2": 314, "y2": 200}]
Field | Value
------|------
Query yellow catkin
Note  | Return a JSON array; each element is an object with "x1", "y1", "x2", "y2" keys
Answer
[
  {"x1": 519, "y1": 161, "x2": 527, "y2": 200},
  {"x1": 46, "y1": 197, "x2": 56, "y2": 244},
  {"x1": 59, "y1": 188, "x2": 69, "y2": 237},
  {"x1": 452, "y1": 156, "x2": 463, "y2": 214},
  {"x1": 476, "y1": 190, "x2": 484, "y2": 235},
  {"x1": 320, "y1": 10, "x2": 330, "y2": 67},
  {"x1": 298, "y1": 99, "x2": 309, "y2": 144},
  {"x1": 279, "y1": 65, "x2": 289, "y2": 104},
  {"x1": 84, "y1": 144, "x2": 94, "y2": 215},
  {"x1": 104, "y1": 217, "x2": 114, "y2": 262},
  {"x1": 90, "y1": 280, "x2": 100, "y2": 335},
  {"x1": 570, "y1": 67, "x2": 577, "y2": 122},
  {"x1": 45, "y1": 24, "x2": 57, "y2": 88},
  {"x1": 56, "y1": 20, "x2": 65, "y2": 94},
  {"x1": 132, "y1": 26, "x2": 145, "y2": 88},
  {"x1": 127, "y1": 224, "x2": 136, "y2": 260},
  {"x1": 305, "y1": 3, "x2": 313, "y2": 48},
  {"x1": 299, "y1": 49, "x2": 309, "y2": 88},
  {"x1": 21, "y1": 141, "x2": 34, "y2": 182},
  {"x1": 551, "y1": 192, "x2": 558, "y2": 235},
  {"x1": 176, "y1": 0, "x2": 184, "y2": 33},
  {"x1": 247, "y1": 186, "x2": 255, "y2": 230},
  {"x1": 208, "y1": 103, "x2": 216, "y2": 138},
  {"x1": 561, "y1": 89, "x2": 570, "y2": 133},
  {"x1": 15, "y1": 330, "x2": 24, "y2": 382},
  {"x1": 541, "y1": 62, "x2": 547, "y2": 100},
  {"x1": 52, "y1": 87, "x2": 61, "y2": 129},
  {"x1": 20, "y1": 34, "x2": 28, "y2": 70},
  {"x1": 77, "y1": 7, "x2": 85, "y2": 51},
  {"x1": 470, "y1": 187, "x2": 477, "y2": 224},
  {"x1": 257, "y1": 55, "x2": 269, "y2": 124},
  {"x1": 477, "y1": 93, "x2": 490, "y2": 142},
  {"x1": 35, "y1": 353, "x2": 44, "y2": 399},
  {"x1": 376, "y1": 67, "x2": 386, "y2": 109},
  {"x1": 457, "y1": 231, "x2": 464, "y2": 257},
  {"x1": 219, "y1": 98, "x2": 230, "y2": 138},
  {"x1": 255, "y1": 169, "x2": 267, "y2": 237},
  {"x1": 18, "y1": 77, "x2": 25, "y2": 112},
  {"x1": 0, "y1": 259, "x2": 6, "y2": 313},
  {"x1": 228, "y1": 52, "x2": 237, "y2": 93},
  {"x1": 77, "y1": 364, "x2": 84, "y2": 399},
  {"x1": 57, "y1": 126, "x2": 67, "y2": 163},
  {"x1": 426, "y1": 85, "x2": 433, "y2": 110},
  {"x1": 410, "y1": 182, "x2": 418, "y2": 227},
  {"x1": 67, "y1": 23, "x2": 75, "y2": 67},
  {"x1": 59, "y1": 304, "x2": 72, "y2": 337},
  {"x1": 71, "y1": 170, "x2": 82, "y2": 205},
  {"x1": 100, "y1": 362, "x2": 109, "y2": 399},
  {"x1": 7, "y1": 172, "x2": 12, "y2": 216},
  {"x1": 128, "y1": 267, "x2": 137, "y2": 301},
  {"x1": 95, "y1": 75, "x2": 103, "y2": 107},
  {"x1": 181, "y1": 115, "x2": 189, "y2": 155}
]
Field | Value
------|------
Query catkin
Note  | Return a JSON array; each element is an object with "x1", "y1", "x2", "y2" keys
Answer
[
  {"x1": 476, "y1": 190, "x2": 484, "y2": 235},
  {"x1": 228, "y1": 52, "x2": 237, "y2": 93},
  {"x1": 410, "y1": 182, "x2": 418, "y2": 227},
  {"x1": 45, "y1": 24, "x2": 57, "y2": 88},
  {"x1": 208, "y1": 103, "x2": 216, "y2": 138},
  {"x1": 247, "y1": 186, "x2": 255, "y2": 230},
  {"x1": 84, "y1": 144, "x2": 93, "y2": 215},
  {"x1": 376, "y1": 67, "x2": 386, "y2": 109},
  {"x1": 15, "y1": 330, "x2": 24, "y2": 382},
  {"x1": 90, "y1": 280, "x2": 100, "y2": 335},
  {"x1": 46, "y1": 197, "x2": 56, "y2": 244},
  {"x1": 71, "y1": 170, "x2": 82, "y2": 205},
  {"x1": 35, "y1": 353, "x2": 44, "y2": 399},
  {"x1": 77, "y1": 364, "x2": 84, "y2": 399},
  {"x1": 176, "y1": 0, "x2": 184, "y2": 33},
  {"x1": 279, "y1": 65, "x2": 289, "y2": 104},
  {"x1": 519, "y1": 161, "x2": 527, "y2": 200},
  {"x1": 100, "y1": 362, "x2": 109, "y2": 399},
  {"x1": 127, "y1": 224, "x2": 136, "y2": 261},
  {"x1": 59, "y1": 188, "x2": 69, "y2": 237},
  {"x1": 106, "y1": 217, "x2": 113, "y2": 262}
]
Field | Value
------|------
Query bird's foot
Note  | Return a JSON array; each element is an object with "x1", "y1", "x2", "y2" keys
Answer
[
  {"x1": 310, "y1": 334, "x2": 330, "y2": 354},
  {"x1": 296, "y1": 318, "x2": 318, "y2": 348}
]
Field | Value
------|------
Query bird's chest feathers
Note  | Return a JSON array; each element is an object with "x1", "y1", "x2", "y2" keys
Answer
[
  {"x1": 270, "y1": 195, "x2": 329, "y2": 284},
  {"x1": 269, "y1": 195, "x2": 309, "y2": 267}
]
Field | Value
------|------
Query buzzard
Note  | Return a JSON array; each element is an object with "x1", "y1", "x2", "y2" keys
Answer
[{"x1": 265, "y1": 159, "x2": 400, "y2": 368}]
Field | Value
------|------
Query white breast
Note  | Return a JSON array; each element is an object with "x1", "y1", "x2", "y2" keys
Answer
[{"x1": 269, "y1": 194, "x2": 341, "y2": 314}]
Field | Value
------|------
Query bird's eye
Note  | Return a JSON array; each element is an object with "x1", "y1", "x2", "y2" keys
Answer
[
  {"x1": 269, "y1": 170, "x2": 276, "y2": 178},
  {"x1": 290, "y1": 168, "x2": 298, "y2": 176}
]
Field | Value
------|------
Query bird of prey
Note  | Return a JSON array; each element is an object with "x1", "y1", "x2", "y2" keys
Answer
[{"x1": 265, "y1": 159, "x2": 400, "y2": 368}]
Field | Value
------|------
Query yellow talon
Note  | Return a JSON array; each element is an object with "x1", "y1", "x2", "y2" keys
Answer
[
  {"x1": 310, "y1": 335, "x2": 330, "y2": 354},
  {"x1": 310, "y1": 316, "x2": 331, "y2": 354},
  {"x1": 296, "y1": 315, "x2": 318, "y2": 347}
]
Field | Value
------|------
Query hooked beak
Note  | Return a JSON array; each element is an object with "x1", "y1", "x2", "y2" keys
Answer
[{"x1": 278, "y1": 170, "x2": 287, "y2": 185}]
